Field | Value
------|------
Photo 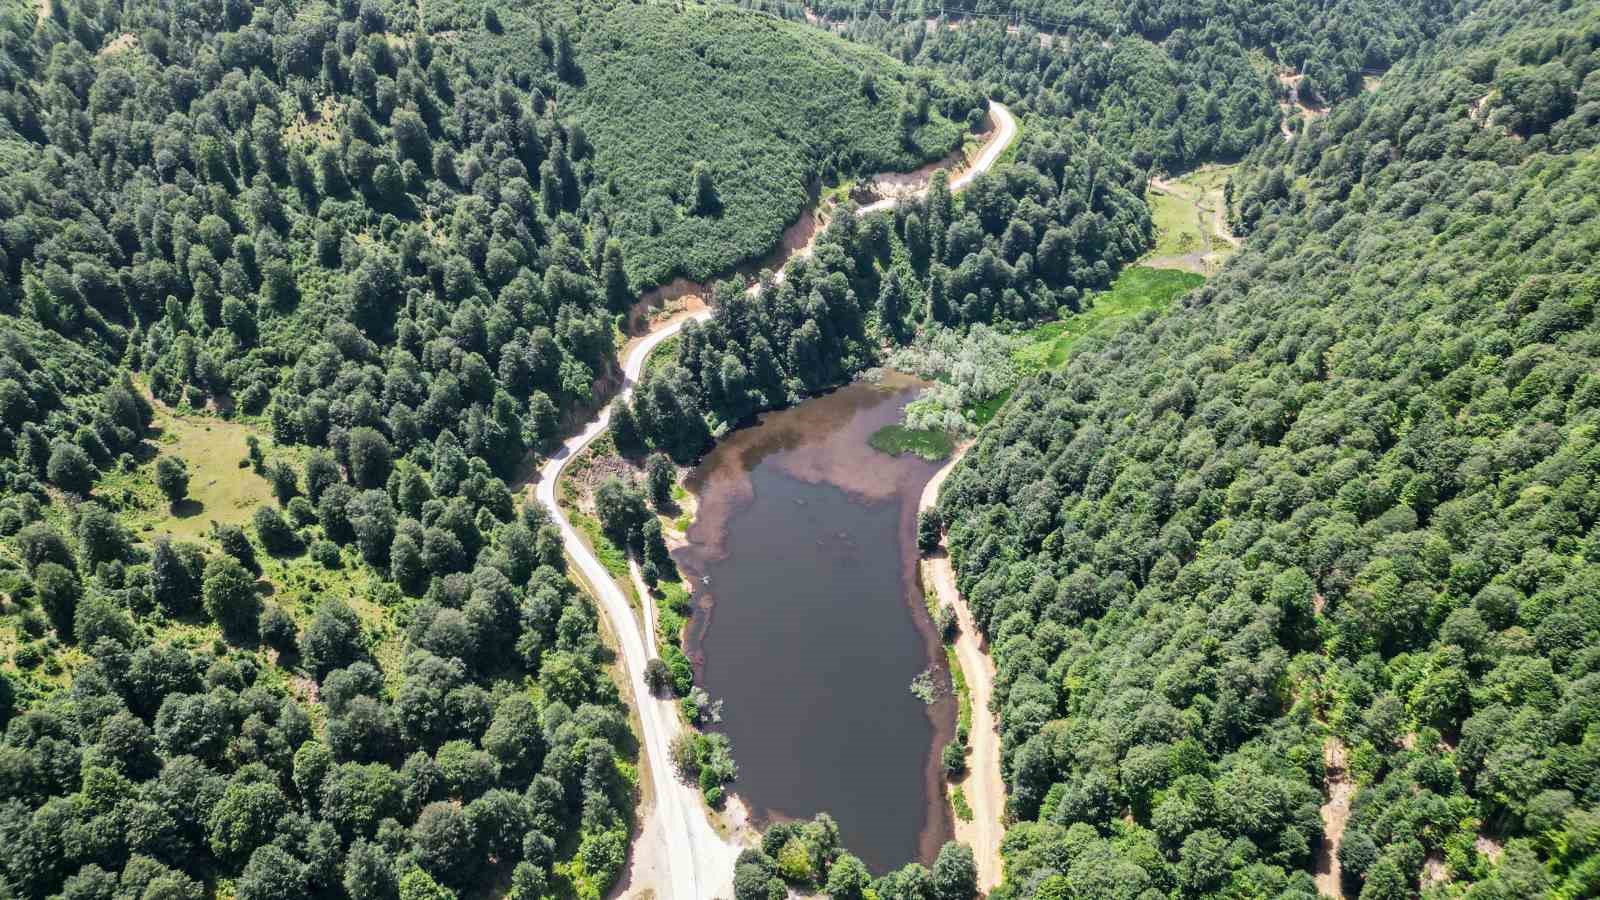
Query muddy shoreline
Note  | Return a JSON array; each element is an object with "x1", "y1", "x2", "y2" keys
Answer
[{"x1": 672, "y1": 374, "x2": 957, "y2": 871}]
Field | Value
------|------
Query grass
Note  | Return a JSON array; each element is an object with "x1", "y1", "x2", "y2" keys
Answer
[
  {"x1": 869, "y1": 424, "x2": 954, "y2": 461},
  {"x1": 94, "y1": 407, "x2": 293, "y2": 544},
  {"x1": 1013, "y1": 267, "x2": 1205, "y2": 376},
  {"x1": 965, "y1": 387, "x2": 1012, "y2": 428},
  {"x1": 951, "y1": 785, "x2": 974, "y2": 822},
  {"x1": 1145, "y1": 164, "x2": 1239, "y2": 273},
  {"x1": 569, "y1": 510, "x2": 629, "y2": 579},
  {"x1": 1148, "y1": 189, "x2": 1204, "y2": 256},
  {"x1": 948, "y1": 646, "x2": 971, "y2": 736},
  {"x1": 645, "y1": 335, "x2": 680, "y2": 376}
]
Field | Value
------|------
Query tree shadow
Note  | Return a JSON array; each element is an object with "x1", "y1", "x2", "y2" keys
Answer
[{"x1": 171, "y1": 498, "x2": 204, "y2": 519}]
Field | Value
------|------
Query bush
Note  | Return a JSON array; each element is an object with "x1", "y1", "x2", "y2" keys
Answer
[
  {"x1": 254, "y1": 506, "x2": 300, "y2": 555},
  {"x1": 310, "y1": 540, "x2": 343, "y2": 569},
  {"x1": 941, "y1": 740, "x2": 966, "y2": 777}
]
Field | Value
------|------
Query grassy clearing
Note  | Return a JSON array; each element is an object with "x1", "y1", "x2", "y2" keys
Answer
[
  {"x1": 868, "y1": 424, "x2": 953, "y2": 461},
  {"x1": 1013, "y1": 267, "x2": 1205, "y2": 375},
  {"x1": 1148, "y1": 189, "x2": 1204, "y2": 256},
  {"x1": 95, "y1": 404, "x2": 302, "y2": 545},
  {"x1": 1144, "y1": 164, "x2": 1238, "y2": 273}
]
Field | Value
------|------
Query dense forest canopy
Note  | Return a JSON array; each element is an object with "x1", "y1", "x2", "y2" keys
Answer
[
  {"x1": 0, "y1": 0, "x2": 988, "y2": 896},
  {"x1": 740, "y1": 0, "x2": 1476, "y2": 172},
  {"x1": 934, "y1": 0, "x2": 1600, "y2": 897}
]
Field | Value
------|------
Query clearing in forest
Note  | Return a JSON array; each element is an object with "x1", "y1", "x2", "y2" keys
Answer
[
  {"x1": 1013, "y1": 266, "x2": 1205, "y2": 375},
  {"x1": 96, "y1": 404, "x2": 295, "y2": 543},
  {"x1": 1144, "y1": 165, "x2": 1240, "y2": 275}
]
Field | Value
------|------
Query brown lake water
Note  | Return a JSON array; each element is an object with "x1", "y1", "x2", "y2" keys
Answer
[{"x1": 674, "y1": 373, "x2": 954, "y2": 872}]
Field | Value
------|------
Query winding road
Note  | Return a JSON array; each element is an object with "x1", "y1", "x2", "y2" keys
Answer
[{"x1": 533, "y1": 100, "x2": 1016, "y2": 899}]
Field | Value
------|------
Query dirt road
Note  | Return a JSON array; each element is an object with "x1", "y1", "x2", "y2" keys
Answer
[
  {"x1": 536, "y1": 101, "x2": 1018, "y2": 900},
  {"x1": 919, "y1": 449, "x2": 1006, "y2": 893}
]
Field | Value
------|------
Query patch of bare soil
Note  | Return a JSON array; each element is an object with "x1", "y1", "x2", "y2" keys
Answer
[
  {"x1": 1316, "y1": 737, "x2": 1354, "y2": 899},
  {"x1": 98, "y1": 32, "x2": 138, "y2": 56}
]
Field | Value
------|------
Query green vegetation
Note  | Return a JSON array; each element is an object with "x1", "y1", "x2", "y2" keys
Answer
[
  {"x1": 868, "y1": 423, "x2": 954, "y2": 460},
  {"x1": 644, "y1": 334, "x2": 681, "y2": 377},
  {"x1": 569, "y1": 509, "x2": 629, "y2": 580},
  {"x1": 934, "y1": 4, "x2": 1600, "y2": 898},
  {"x1": 950, "y1": 785, "x2": 974, "y2": 823},
  {"x1": 795, "y1": 0, "x2": 1468, "y2": 166},
  {"x1": 566, "y1": 3, "x2": 977, "y2": 289},
  {"x1": 1012, "y1": 266, "x2": 1205, "y2": 374}
]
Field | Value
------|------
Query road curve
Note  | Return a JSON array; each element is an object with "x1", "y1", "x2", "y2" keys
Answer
[
  {"x1": 920, "y1": 448, "x2": 1006, "y2": 894},
  {"x1": 535, "y1": 100, "x2": 1017, "y2": 900}
]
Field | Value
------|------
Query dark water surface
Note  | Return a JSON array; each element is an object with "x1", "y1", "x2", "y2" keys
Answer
[{"x1": 674, "y1": 374, "x2": 954, "y2": 873}]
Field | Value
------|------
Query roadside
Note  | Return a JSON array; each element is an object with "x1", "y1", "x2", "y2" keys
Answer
[
  {"x1": 530, "y1": 100, "x2": 1020, "y2": 900},
  {"x1": 919, "y1": 448, "x2": 1006, "y2": 893}
]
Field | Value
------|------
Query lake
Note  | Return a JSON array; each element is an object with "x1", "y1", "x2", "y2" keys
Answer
[{"x1": 674, "y1": 373, "x2": 954, "y2": 872}]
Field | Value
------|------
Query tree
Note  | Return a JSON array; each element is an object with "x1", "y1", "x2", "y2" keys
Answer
[
  {"x1": 156, "y1": 456, "x2": 190, "y2": 508},
  {"x1": 76, "y1": 504, "x2": 127, "y2": 567},
  {"x1": 612, "y1": 402, "x2": 644, "y2": 457},
  {"x1": 253, "y1": 505, "x2": 300, "y2": 555},
  {"x1": 150, "y1": 538, "x2": 200, "y2": 615},
  {"x1": 932, "y1": 842, "x2": 977, "y2": 900},
  {"x1": 646, "y1": 453, "x2": 675, "y2": 509},
  {"x1": 266, "y1": 460, "x2": 299, "y2": 504},
  {"x1": 259, "y1": 604, "x2": 298, "y2": 653},
  {"x1": 343, "y1": 839, "x2": 397, "y2": 900},
  {"x1": 411, "y1": 801, "x2": 474, "y2": 887},
  {"x1": 594, "y1": 477, "x2": 648, "y2": 548},
  {"x1": 917, "y1": 508, "x2": 942, "y2": 552},
  {"x1": 202, "y1": 557, "x2": 260, "y2": 643},
  {"x1": 825, "y1": 853, "x2": 871, "y2": 899},
  {"x1": 35, "y1": 561, "x2": 81, "y2": 638},
  {"x1": 691, "y1": 161, "x2": 719, "y2": 215},
  {"x1": 645, "y1": 658, "x2": 673, "y2": 695},
  {"x1": 48, "y1": 442, "x2": 95, "y2": 494},
  {"x1": 209, "y1": 775, "x2": 288, "y2": 863},
  {"x1": 213, "y1": 523, "x2": 259, "y2": 573},
  {"x1": 236, "y1": 845, "x2": 305, "y2": 900},
  {"x1": 601, "y1": 239, "x2": 630, "y2": 311},
  {"x1": 303, "y1": 599, "x2": 364, "y2": 677},
  {"x1": 304, "y1": 451, "x2": 342, "y2": 503},
  {"x1": 348, "y1": 427, "x2": 393, "y2": 489},
  {"x1": 482, "y1": 694, "x2": 545, "y2": 778}
]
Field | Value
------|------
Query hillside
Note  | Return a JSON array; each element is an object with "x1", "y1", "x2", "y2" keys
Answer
[
  {"x1": 0, "y1": 0, "x2": 970, "y2": 895},
  {"x1": 566, "y1": 3, "x2": 973, "y2": 288},
  {"x1": 936, "y1": 0, "x2": 1600, "y2": 897}
]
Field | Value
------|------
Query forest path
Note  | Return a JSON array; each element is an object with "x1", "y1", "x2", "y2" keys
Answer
[
  {"x1": 1315, "y1": 737, "x2": 1354, "y2": 898},
  {"x1": 530, "y1": 101, "x2": 1018, "y2": 899},
  {"x1": 920, "y1": 447, "x2": 1006, "y2": 894}
]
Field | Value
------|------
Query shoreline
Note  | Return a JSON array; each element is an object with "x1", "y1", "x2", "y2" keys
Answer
[{"x1": 919, "y1": 446, "x2": 1008, "y2": 894}]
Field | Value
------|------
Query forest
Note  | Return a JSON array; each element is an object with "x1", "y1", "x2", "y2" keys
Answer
[
  {"x1": 0, "y1": 0, "x2": 1595, "y2": 894},
  {"x1": 933, "y1": 0, "x2": 1600, "y2": 897},
  {"x1": 0, "y1": 0, "x2": 973, "y2": 895}
]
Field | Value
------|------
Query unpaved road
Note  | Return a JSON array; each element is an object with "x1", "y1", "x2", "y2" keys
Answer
[
  {"x1": 1315, "y1": 737, "x2": 1354, "y2": 898},
  {"x1": 920, "y1": 448, "x2": 1006, "y2": 893},
  {"x1": 536, "y1": 101, "x2": 1017, "y2": 900}
]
